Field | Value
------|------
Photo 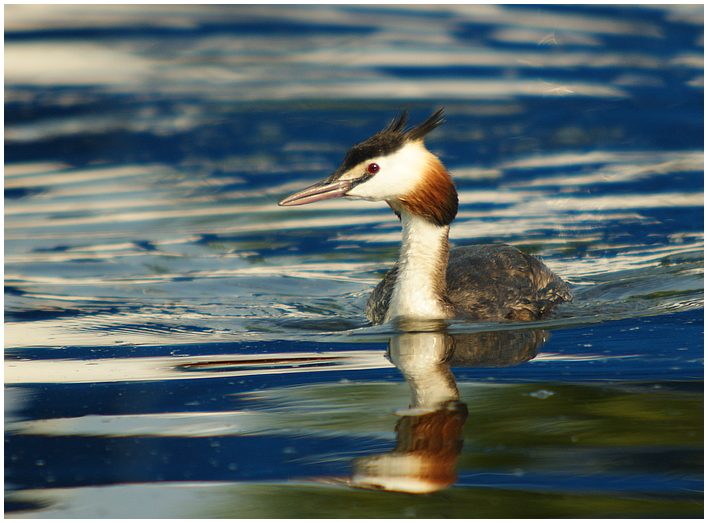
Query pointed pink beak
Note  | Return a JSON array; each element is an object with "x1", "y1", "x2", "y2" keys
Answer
[{"x1": 278, "y1": 178, "x2": 353, "y2": 206}]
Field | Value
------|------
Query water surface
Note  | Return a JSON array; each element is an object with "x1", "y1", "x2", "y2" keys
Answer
[{"x1": 5, "y1": 5, "x2": 703, "y2": 518}]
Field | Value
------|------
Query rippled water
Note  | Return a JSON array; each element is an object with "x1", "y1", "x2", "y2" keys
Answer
[{"x1": 5, "y1": 5, "x2": 703, "y2": 518}]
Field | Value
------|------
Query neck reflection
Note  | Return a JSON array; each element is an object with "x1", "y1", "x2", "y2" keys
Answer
[{"x1": 349, "y1": 321, "x2": 547, "y2": 494}]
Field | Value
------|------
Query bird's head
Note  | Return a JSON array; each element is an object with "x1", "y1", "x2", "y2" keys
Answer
[{"x1": 279, "y1": 108, "x2": 458, "y2": 226}]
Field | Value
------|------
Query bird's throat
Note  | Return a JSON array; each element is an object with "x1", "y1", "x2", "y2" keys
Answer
[{"x1": 385, "y1": 211, "x2": 450, "y2": 322}]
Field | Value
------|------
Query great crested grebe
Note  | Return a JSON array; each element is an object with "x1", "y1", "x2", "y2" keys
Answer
[{"x1": 279, "y1": 109, "x2": 571, "y2": 325}]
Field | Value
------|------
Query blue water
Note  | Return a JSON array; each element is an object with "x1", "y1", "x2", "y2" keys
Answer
[{"x1": 5, "y1": 5, "x2": 703, "y2": 518}]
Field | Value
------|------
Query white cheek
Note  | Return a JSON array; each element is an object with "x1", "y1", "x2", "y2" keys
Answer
[
  {"x1": 345, "y1": 158, "x2": 409, "y2": 200},
  {"x1": 345, "y1": 143, "x2": 430, "y2": 201}
]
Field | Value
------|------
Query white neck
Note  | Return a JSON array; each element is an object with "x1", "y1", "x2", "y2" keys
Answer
[
  {"x1": 388, "y1": 332, "x2": 459, "y2": 408},
  {"x1": 385, "y1": 210, "x2": 450, "y2": 323}
]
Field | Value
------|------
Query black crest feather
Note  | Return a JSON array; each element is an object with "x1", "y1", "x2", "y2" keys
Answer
[
  {"x1": 334, "y1": 108, "x2": 445, "y2": 176},
  {"x1": 405, "y1": 108, "x2": 445, "y2": 142},
  {"x1": 384, "y1": 109, "x2": 409, "y2": 134}
]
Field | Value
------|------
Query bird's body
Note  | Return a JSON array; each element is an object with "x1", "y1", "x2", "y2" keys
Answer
[
  {"x1": 367, "y1": 243, "x2": 570, "y2": 325},
  {"x1": 280, "y1": 109, "x2": 571, "y2": 325}
]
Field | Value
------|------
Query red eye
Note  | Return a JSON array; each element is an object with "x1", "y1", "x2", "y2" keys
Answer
[{"x1": 367, "y1": 163, "x2": 380, "y2": 174}]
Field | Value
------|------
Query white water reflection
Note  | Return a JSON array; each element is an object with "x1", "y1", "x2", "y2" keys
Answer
[
  {"x1": 4, "y1": 350, "x2": 394, "y2": 385},
  {"x1": 6, "y1": 5, "x2": 702, "y2": 102},
  {"x1": 3, "y1": 4, "x2": 672, "y2": 35}
]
